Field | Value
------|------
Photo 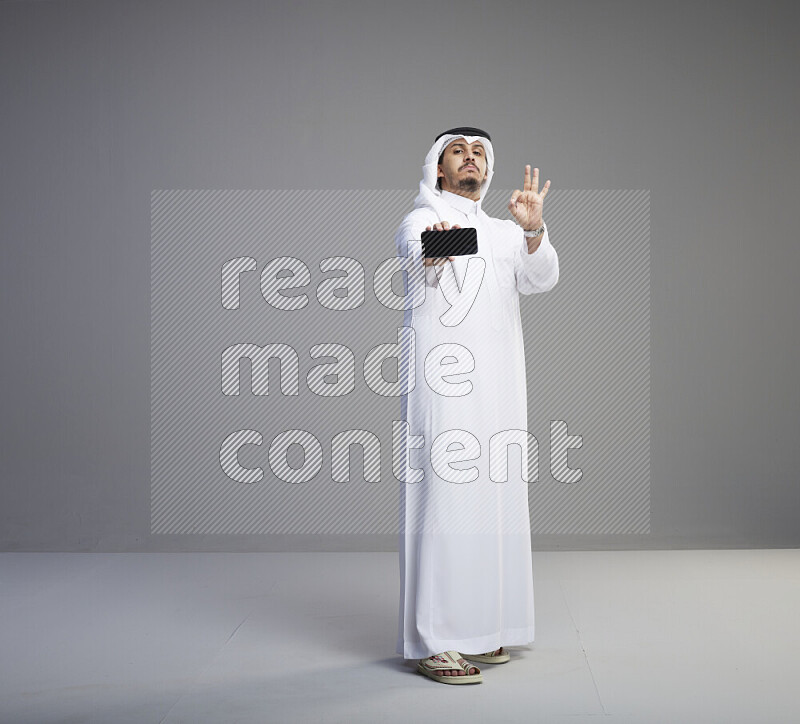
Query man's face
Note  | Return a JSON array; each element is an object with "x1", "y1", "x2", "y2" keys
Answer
[{"x1": 437, "y1": 139, "x2": 488, "y2": 198}]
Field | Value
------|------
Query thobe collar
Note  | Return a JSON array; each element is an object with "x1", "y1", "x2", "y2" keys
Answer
[{"x1": 440, "y1": 189, "x2": 482, "y2": 217}]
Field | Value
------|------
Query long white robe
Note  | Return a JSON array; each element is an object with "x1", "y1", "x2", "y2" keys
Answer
[{"x1": 395, "y1": 189, "x2": 559, "y2": 660}]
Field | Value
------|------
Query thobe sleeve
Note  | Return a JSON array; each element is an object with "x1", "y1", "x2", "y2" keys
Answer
[
  {"x1": 515, "y1": 221, "x2": 559, "y2": 295},
  {"x1": 395, "y1": 212, "x2": 441, "y2": 289}
]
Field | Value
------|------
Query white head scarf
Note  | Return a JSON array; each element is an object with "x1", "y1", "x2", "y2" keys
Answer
[{"x1": 412, "y1": 130, "x2": 495, "y2": 221}]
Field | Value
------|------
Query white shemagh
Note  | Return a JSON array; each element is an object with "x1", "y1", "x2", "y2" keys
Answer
[{"x1": 412, "y1": 133, "x2": 495, "y2": 220}]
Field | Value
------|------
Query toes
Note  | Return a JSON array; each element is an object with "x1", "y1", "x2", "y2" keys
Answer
[{"x1": 458, "y1": 658, "x2": 476, "y2": 675}]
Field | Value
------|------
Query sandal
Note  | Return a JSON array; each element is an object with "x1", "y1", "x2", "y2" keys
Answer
[
  {"x1": 460, "y1": 646, "x2": 510, "y2": 664},
  {"x1": 416, "y1": 650, "x2": 483, "y2": 684}
]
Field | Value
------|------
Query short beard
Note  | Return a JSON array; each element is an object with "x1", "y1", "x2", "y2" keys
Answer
[{"x1": 456, "y1": 176, "x2": 481, "y2": 193}]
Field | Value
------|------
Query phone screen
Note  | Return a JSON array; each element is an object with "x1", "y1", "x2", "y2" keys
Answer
[{"x1": 421, "y1": 227, "x2": 478, "y2": 258}]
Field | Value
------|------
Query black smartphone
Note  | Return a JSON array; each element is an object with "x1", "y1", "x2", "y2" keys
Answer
[{"x1": 421, "y1": 227, "x2": 478, "y2": 258}]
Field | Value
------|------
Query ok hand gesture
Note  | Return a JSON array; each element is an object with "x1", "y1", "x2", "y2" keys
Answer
[{"x1": 508, "y1": 165, "x2": 550, "y2": 230}]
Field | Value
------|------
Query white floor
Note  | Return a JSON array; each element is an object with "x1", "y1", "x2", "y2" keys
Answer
[{"x1": 0, "y1": 549, "x2": 797, "y2": 724}]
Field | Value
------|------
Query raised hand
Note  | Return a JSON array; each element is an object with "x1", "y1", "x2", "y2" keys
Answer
[
  {"x1": 423, "y1": 222, "x2": 459, "y2": 266},
  {"x1": 508, "y1": 165, "x2": 550, "y2": 230}
]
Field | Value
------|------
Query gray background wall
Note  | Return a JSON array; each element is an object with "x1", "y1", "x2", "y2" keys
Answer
[{"x1": 1, "y1": 0, "x2": 797, "y2": 551}]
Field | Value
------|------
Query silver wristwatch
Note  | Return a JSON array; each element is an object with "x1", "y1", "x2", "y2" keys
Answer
[{"x1": 523, "y1": 223, "x2": 545, "y2": 239}]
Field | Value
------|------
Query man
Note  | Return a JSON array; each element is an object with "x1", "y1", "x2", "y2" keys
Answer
[{"x1": 394, "y1": 127, "x2": 559, "y2": 684}]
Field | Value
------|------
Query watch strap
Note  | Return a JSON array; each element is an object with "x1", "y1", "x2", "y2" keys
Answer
[{"x1": 523, "y1": 223, "x2": 545, "y2": 238}]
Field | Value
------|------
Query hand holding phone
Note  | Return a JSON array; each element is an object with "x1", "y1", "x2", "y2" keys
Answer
[{"x1": 421, "y1": 223, "x2": 478, "y2": 265}]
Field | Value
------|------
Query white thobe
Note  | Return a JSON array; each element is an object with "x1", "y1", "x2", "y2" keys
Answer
[{"x1": 395, "y1": 189, "x2": 559, "y2": 660}]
